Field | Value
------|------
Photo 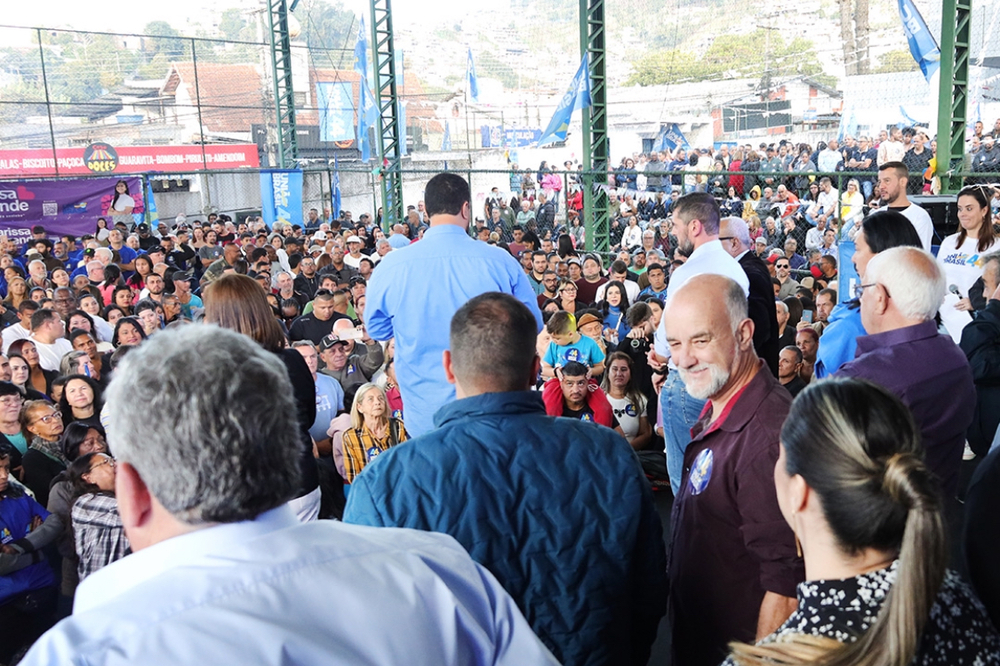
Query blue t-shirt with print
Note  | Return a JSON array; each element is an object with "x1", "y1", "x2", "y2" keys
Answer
[{"x1": 543, "y1": 334, "x2": 605, "y2": 368}]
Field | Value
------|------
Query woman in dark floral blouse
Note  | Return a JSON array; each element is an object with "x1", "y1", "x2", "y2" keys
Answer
[{"x1": 726, "y1": 378, "x2": 1000, "y2": 666}]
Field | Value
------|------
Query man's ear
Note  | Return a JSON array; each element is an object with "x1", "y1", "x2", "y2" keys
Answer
[
  {"x1": 115, "y1": 462, "x2": 152, "y2": 544},
  {"x1": 737, "y1": 317, "x2": 755, "y2": 349},
  {"x1": 443, "y1": 350, "x2": 456, "y2": 385}
]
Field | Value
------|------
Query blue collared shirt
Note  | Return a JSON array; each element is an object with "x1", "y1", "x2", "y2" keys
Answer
[
  {"x1": 22, "y1": 505, "x2": 558, "y2": 666},
  {"x1": 365, "y1": 224, "x2": 542, "y2": 436}
]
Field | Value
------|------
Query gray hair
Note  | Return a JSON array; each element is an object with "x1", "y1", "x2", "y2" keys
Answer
[
  {"x1": 982, "y1": 252, "x2": 1000, "y2": 285},
  {"x1": 722, "y1": 216, "x2": 751, "y2": 250},
  {"x1": 106, "y1": 325, "x2": 302, "y2": 524},
  {"x1": 59, "y1": 350, "x2": 89, "y2": 376},
  {"x1": 864, "y1": 247, "x2": 945, "y2": 322},
  {"x1": 94, "y1": 248, "x2": 113, "y2": 262}
]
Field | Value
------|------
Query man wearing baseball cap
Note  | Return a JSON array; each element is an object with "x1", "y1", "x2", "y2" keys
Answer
[{"x1": 343, "y1": 235, "x2": 366, "y2": 269}]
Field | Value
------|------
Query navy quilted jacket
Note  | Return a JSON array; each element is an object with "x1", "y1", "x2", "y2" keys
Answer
[{"x1": 344, "y1": 391, "x2": 668, "y2": 666}]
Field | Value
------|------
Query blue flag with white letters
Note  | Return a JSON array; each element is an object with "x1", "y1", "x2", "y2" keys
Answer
[
  {"x1": 655, "y1": 123, "x2": 689, "y2": 152},
  {"x1": 897, "y1": 0, "x2": 940, "y2": 83},
  {"x1": 538, "y1": 54, "x2": 592, "y2": 147}
]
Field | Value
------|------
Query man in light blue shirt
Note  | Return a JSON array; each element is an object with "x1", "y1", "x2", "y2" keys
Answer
[
  {"x1": 21, "y1": 325, "x2": 557, "y2": 666},
  {"x1": 365, "y1": 173, "x2": 543, "y2": 436}
]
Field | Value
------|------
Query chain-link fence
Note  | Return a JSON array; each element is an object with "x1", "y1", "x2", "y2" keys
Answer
[{"x1": 2, "y1": 1, "x2": 998, "y2": 248}]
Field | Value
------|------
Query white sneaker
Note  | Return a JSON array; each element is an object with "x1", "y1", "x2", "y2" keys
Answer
[{"x1": 963, "y1": 442, "x2": 976, "y2": 461}]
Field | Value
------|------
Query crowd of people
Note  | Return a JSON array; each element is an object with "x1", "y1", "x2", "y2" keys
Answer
[{"x1": 0, "y1": 164, "x2": 999, "y2": 666}]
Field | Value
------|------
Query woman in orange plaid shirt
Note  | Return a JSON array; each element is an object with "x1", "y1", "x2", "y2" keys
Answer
[{"x1": 342, "y1": 383, "x2": 407, "y2": 484}]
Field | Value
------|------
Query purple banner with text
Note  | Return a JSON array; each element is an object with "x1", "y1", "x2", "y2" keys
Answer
[{"x1": 0, "y1": 177, "x2": 144, "y2": 246}]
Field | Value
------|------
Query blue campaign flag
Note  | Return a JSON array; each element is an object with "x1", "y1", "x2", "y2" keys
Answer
[
  {"x1": 357, "y1": 82, "x2": 378, "y2": 162},
  {"x1": 144, "y1": 179, "x2": 158, "y2": 226},
  {"x1": 898, "y1": 0, "x2": 940, "y2": 83},
  {"x1": 259, "y1": 170, "x2": 303, "y2": 229},
  {"x1": 837, "y1": 107, "x2": 859, "y2": 142},
  {"x1": 655, "y1": 123, "x2": 689, "y2": 152},
  {"x1": 353, "y1": 16, "x2": 368, "y2": 78},
  {"x1": 317, "y1": 81, "x2": 355, "y2": 142},
  {"x1": 332, "y1": 158, "x2": 342, "y2": 220},
  {"x1": 467, "y1": 49, "x2": 480, "y2": 103},
  {"x1": 538, "y1": 53, "x2": 592, "y2": 147},
  {"x1": 441, "y1": 121, "x2": 452, "y2": 151}
]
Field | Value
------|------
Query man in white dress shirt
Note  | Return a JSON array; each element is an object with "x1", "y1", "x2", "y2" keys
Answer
[
  {"x1": 21, "y1": 325, "x2": 557, "y2": 666},
  {"x1": 648, "y1": 192, "x2": 750, "y2": 493}
]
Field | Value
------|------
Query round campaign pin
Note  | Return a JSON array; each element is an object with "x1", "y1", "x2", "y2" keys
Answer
[{"x1": 688, "y1": 448, "x2": 714, "y2": 496}]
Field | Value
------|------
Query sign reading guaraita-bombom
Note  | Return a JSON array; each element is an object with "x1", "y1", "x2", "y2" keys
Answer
[{"x1": 0, "y1": 144, "x2": 260, "y2": 178}]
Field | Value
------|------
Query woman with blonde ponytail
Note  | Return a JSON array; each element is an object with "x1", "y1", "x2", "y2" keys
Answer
[{"x1": 725, "y1": 378, "x2": 999, "y2": 666}]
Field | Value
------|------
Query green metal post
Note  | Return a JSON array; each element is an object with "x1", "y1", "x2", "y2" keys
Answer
[
  {"x1": 36, "y1": 29, "x2": 59, "y2": 178},
  {"x1": 935, "y1": 0, "x2": 970, "y2": 194},
  {"x1": 580, "y1": 0, "x2": 608, "y2": 254},
  {"x1": 370, "y1": 0, "x2": 405, "y2": 230},
  {"x1": 268, "y1": 0, "x2": 298, "y2": 168}
]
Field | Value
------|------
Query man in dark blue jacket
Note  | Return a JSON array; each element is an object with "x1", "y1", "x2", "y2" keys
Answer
[{"x1": 344, "y1": 292, "x2": 667, "y2": 666}]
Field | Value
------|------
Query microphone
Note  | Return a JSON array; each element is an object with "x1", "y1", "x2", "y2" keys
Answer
[{"x1": 949, "y1": 285, "x2": 963, "y2": 299}]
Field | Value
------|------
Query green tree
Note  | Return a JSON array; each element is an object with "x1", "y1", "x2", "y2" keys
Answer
[
  {"x1": 625, "y1": 31, "x2": 826, "y2": 86},
  {"x1": 219, "y1": 8, "x2": 247, "y2": 41},
  {"x1": 294, "y1": 0, "x2": 355, "y2": 67},
  {"x1": 143, "y1": 20, "x2": 189, "y2": 60},
  {"x1": 873, "y1": 48, "x2": 918, "y2": 74}
]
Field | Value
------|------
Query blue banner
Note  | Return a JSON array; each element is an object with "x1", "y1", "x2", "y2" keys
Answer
[
  {"x1": 357, "y1": 82, "x2": 377, "y2": 162},
  {"x1": 837, "y1": 240, "x2": 859, "y2": 304},
  {"x1": 898, "y1": 0, "x2": 940, "y2": 83},
  {"x1": 441, "y1": 121, "x2": 452, "y2": 151},
  {"x1": 538, "y1": 53, "x2": 592, "y2": 147},
  {"x1": 317, "y1": 82, "x2": 355, "y2": 143},
  {"x1": 467, "y1": 49, "x2": 480, "y2": 103},
  {"x1": 655, "y1": 123, "x2": 689, "y2": 152},
  {"x1": 260, "y1": 170, "x2": 303, "y2": 229},
  {"x1": 480, "y1": 126, "x2": 543, "y2": 148}
]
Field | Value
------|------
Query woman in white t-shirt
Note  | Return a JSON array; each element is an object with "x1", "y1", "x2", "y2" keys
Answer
[
  {"x1": 601, "y1": 351, "x2": 651, "y2": 449},
  {"x1": 108, "y1": 180, "x2": 135, "y2": 228},
  {"x1": 936, "y1": 184, "x2": 999, "y2": 343}
]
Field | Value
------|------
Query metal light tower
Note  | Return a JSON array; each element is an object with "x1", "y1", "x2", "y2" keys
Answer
[
  {"x1": 371, "y1": 0, "x2": 405, "y2": 229},
  {"x1": 935, "y1": 0, "x2": 971, "y2": 194},
  {"x1": 268, "y1": 0, "x2": 299, "y2": 168},
  {"x1": 580, "y1": 0, "x2": 608, "y2": 254}
]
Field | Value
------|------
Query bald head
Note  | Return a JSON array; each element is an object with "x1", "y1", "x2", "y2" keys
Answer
[
  {"x1": 861, "y1": 246, "x2": 945, "y2": 333},
  {"x1": 663, "y1": 275, "x2": 755, "y2": 401}
]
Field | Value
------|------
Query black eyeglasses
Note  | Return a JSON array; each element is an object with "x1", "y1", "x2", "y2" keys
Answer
[{"x1": 854, "y1": 283, "x2": 892, "y2": 299}]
